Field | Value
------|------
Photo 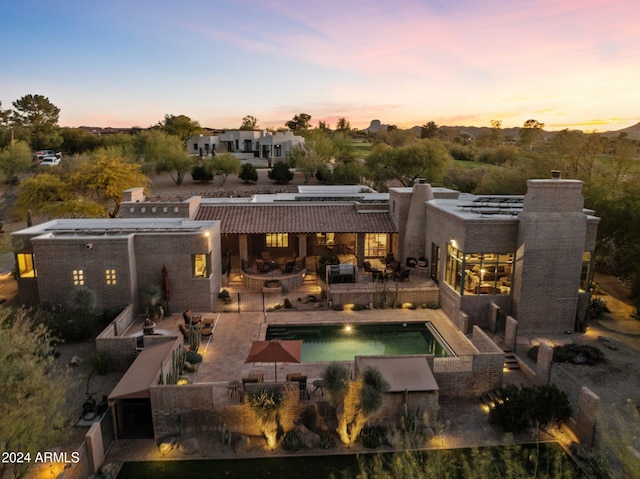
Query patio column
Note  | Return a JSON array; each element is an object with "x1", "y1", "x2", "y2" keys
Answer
[
  {"x1": 356, "y1": 233, "x2": 365, "y2": 268},
  {"x1": 239, "y1": 234, "x2": 248, "y2": 261},
  {"x1": 297, "y1": 234, "x2": 307, "y2": 259}
]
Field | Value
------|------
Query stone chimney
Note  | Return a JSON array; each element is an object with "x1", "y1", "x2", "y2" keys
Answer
[{"x1": 401, "y1": 180, "x2": 434, "y2": 261}]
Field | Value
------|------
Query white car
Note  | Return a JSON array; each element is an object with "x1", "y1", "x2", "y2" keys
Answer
[{"x1": 40, "y1": 156, "x2": 61, "y2": 166}]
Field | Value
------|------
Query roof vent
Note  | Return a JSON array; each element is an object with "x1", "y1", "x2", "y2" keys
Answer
[{"x1": 551, "y1": 170, "x2": 562, "y2": 180}]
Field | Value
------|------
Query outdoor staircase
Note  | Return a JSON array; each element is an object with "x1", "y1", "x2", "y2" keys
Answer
[{"x1": 502, "y1": 348, "x2": 520, "y2": 370}]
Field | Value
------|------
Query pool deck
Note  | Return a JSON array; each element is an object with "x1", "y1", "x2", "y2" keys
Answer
[{"x1": 193, "y1": 308, "x2": 478, "y2": 385}]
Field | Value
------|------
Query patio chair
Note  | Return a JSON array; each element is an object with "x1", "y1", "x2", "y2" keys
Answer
[
  {"x1": 372, "y1": 270, "x2": 388, "y2": 282},
  {"x1": 255, "y1": 259, "x2": 270, "y2": 273},
  {"x1": 283, "y1": 259, "x2": 295, "y2": 273},
  {"x1": 394, "y1": 268, "x2": 411, "y2": 282},
  {"x1": 388, "y1": 260, "x2": 401, "y2": 272},
  {"x1": 261, "y1": 251, "x2": 273, "y2": 263},
  {"x1": 183, "y1": 309, "x2": 202, "y2": 325}
]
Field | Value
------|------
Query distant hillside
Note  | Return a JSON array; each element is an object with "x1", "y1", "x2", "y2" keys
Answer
[{"x1": 364, "y1": 120, "x2": 640, "y2": 141}]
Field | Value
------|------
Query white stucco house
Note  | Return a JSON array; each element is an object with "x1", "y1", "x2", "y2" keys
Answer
[{"x1": 187, "y1": 130, "x2": 305, "y2": 165}]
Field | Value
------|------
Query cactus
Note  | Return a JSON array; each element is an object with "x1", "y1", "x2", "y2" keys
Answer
[{"x1": 188, "y1": 322, "x2": 201, "y2": 353}]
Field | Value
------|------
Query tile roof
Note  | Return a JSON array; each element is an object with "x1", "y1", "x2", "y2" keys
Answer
[{"x1": 195, "y1": 204, "x2": 398, "y2": 234}]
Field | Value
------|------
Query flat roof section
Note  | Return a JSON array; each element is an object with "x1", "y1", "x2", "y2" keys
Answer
[{"x1": 356, "y1": 356, "x2": 439, "y2": 392}]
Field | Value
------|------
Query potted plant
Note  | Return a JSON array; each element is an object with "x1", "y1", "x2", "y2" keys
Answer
[{"x1": 143, "y1": 285, "x2": 164, "y2": 321}]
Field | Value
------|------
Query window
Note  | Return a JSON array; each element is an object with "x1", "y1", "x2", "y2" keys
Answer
[
  {"x1": 73, "y1": 269, "x2": 85, "y2": 286},
  {"x1": 192, "y1": 253, "x2": 211, "y2": 278},
  {"x1": 446, "y1": 249, "x2": 514, "y2": 296},
  {"x1": 105, "y1": 269, "x2": 116, "y2": 285},
  {"x1": 430, "y1": 243, "x2": 440, "y2": 284},
  {"x1": 243, "y1": 139, "x2": 252, "y2": 152},
  {"x1": 580, "y1": 251, "x2": 593, "y2": 292},
  {"x1": 16, "y1": 253, "x2": 36, "y2": 278},
  {"x1": 365, "y1": 234, "x2": 387, "y2": 257},
  {"x1": 315, "y1": 233, "x2": 335, "y2": 245},
  {"x1": 266, "y1": 233, "x2": 288, "y2": 248},
  {"x1": 445, "y1": 244, "x2": 463, "y2": 293},
  {"x1": 193, "y1": 143, "x2": 198, "y2": 151},
  {"x1": 274, "y1": 144, "x2": 282, "y2": 157}
]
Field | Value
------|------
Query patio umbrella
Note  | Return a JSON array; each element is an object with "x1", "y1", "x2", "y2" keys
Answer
[
  {"x1": 161, "y1": 265, "x2": 170, "y2": 302},
  {"x1": 245, "y1": 340, "x2": 303, "y2": 382}
]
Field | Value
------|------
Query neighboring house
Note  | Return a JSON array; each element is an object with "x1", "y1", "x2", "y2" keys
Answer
[
  {"x1": 12, "y1": 175, "x2": 598, "y2": 335},
  {"x1": 187, "y1": 129, "x2": 304, "y2": 165}
]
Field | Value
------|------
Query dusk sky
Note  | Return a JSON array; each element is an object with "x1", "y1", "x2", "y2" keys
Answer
[{"x1": 2, "y1": 0, "x2": 639, "y2": 132}]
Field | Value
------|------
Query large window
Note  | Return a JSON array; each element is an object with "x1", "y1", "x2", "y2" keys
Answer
[
  {"x1": 243, "y1": 139, "x2": 252, "y2": 152},
  {"x1": 274, "y1": 144, "x2": 282, "y2": 157},
  {"x1": 445, "y1": 245, "x2": 513, "y2": 296},
  {"x1": 266, "y1": 233, "x2": 288, "y2": 248},
  {"x1": 580, "y1": 251, "x2": 593, "y2": 292},
  {"x1": 16, "y1": 253, "x2": 36, "y2": 278},
  {"x1": 192, "y1": 253, "x2": 211, "y2": 278},
  {"x1": 365, "y1": 234, "x2": 388, "y2": 257}
]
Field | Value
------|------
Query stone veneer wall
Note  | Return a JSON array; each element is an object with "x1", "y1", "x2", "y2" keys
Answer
[
  {"x1": 149, "y1": 383, "x2": 337, "y2": 438},
  {"x1": 432, "y1": 327, "x2": 503, "y2": 398}
]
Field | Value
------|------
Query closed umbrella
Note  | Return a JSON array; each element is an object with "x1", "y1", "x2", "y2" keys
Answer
[
  {"x1": 161, "y1": 265, "x2": 170, "y2": 302},
  {"x1": 245, "y1": 340, "x2": 302, "y2": 382}
]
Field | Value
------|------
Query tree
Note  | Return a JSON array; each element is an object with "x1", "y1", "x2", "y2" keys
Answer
[
  {"x1": 286, "y1": 113, "x2": 312, "y2": 132},
  {"x1": 420, "y1": 121, "x2": 439, "y2": 139},
  {"x1": 268, "y1": 161, "x2": 294, "y2": 184},
  {"x1": 239, "y1": 162, "x2": 258, "y2": 183},
  {"x1": 60, "y1": 127, "x2": 102, "y2": 155},
  {"x1": 518, "y1": 119, "x2": 544, "y2": 151},
  {"x1": 158, "y1": 114, "x2": 203, "y2": 144},
  {"x1": 138, "y1": 130, "x2": 194, "y2": 185},
  {"x1": 11, "y1": 94, "x2": 62, "y2": 150},
  {"x1": 0, "y1": 308, "x2": 71, "y2": 479},
  {"x1": 211, "y1": 153, "x2": 241, "y2": 186},
  {"x1": 77, "y1": 147, "x2": 151, "y2": 217},
  {"x1": 369, "y1": 138, "x2": 451, "y2": 186},
  {"x1": 288, "y1": 143, "x2": 324, "y2": 184},
  {"x1": 0, "y1": 140, "x2": 31, "y2": 183},
  {"x1": 336, "y1": 117, "x2": 351, "y2": 135},
  {"x1": 240, "y1": 115, "x2": 259, "y2": 130}
]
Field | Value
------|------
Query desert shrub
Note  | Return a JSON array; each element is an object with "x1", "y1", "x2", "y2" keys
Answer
[
  {"x1": 268, "y1": 161, "x2": 293, "y2": 184},
  {"x1": 90, "y1": 351, "x2": 110, "y2": 375},
  {"x1": 530, "y1": 384, "x2": 572, "y2": 426},
  {"x1": 589, "y1": 297, "x2": 609, "y2": 318},
  {"x1": 359, "y1": 425, "x2": 387, "y2": 449},
  {"x1": 553, "y1": 344, "x2": 605, "y2": 365},
  {"x1": 239, "y1": 163, "x2": 258, "y2": 183},
  {"x1": 495, "y1": 383, "x2": 573, "y2": 432},
  {"x1": 319, "y1": 432, "x2": 336, "y2": 449},
  {"x1": 191, "y1": 164, "x2": 213, "y2": 182},
  {"x1": 185, "y1": 351, "x2": 202, "y2": 364},
  {"x1": 281, "y1": 430, "x2": 302, "y2": 451},
  {"x1": 494, "y1": 384, "x2": 534, "y2": 433}
]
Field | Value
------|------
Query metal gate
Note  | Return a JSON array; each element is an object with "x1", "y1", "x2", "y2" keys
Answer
[{"x1": 114, "y1": 399, "x2": 154, "y2": 439}]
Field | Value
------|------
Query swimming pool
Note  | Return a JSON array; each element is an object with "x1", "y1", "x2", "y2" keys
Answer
[{"x1": 266, "y1": 322, "x2": 452, "y2": 362}]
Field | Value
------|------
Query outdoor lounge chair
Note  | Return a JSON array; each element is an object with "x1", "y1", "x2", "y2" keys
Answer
[{"x1": 283, "y1": 259, "x2": 295, "y2": 273}]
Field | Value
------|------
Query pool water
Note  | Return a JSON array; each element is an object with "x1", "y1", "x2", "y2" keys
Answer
[{"x1": 266, "y1": 322, "x2": 451, "y2": 362}]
